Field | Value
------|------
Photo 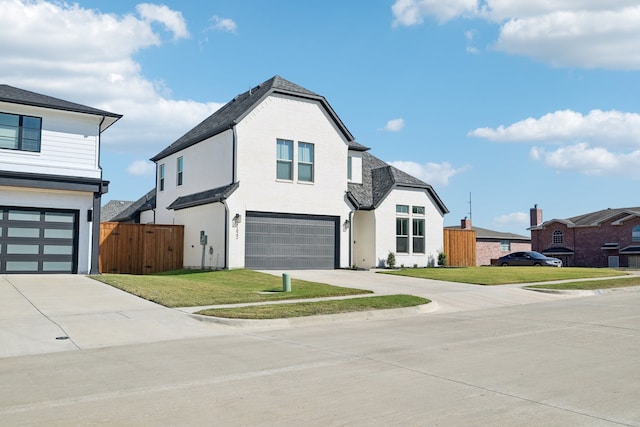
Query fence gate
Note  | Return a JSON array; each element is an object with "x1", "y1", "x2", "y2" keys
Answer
[{"x1": 99, "y1": 223, "x2": 184, "y2": 274}]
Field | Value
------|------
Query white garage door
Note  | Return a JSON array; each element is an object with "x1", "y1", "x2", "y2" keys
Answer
[
  {"x1": 0, "y1": 207, "x2": 78, "y2": 274},
  {"x1": 245, "y1": 212, "x2": 339, "y2": 270}
]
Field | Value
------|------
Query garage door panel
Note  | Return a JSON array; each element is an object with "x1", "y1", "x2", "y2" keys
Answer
[
  {"x1": 245, "y1": 213, "x2": 338, "y2": 270},
  {"x1": 0, "y1": 207, "x2": 78, "y2": 274}
]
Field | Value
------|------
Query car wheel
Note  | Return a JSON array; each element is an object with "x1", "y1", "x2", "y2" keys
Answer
[
  {"x1": 533, "y1": 263, "x2": 542, "y2": 266},
  {"x1": 501, "y1": 262, "x2": 509, "y2": 266}
]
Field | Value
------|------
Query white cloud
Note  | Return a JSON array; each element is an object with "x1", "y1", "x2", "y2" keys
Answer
[
  {"x1": 469, "y1": 109, "x2": 640, "y2": 149},
  {"x1": 472, "y1": 109, "x2": 640, "y2": 178},
  {"x1": 388, "y1": 160, "x2": 469, "y2": 186},
  {"x1": 136, "y1": 3, "x2": 189, "y2": 40},
  {"x1": 530, "y1": 144, "x2": 640, "y2": 178},
  {"x1": 210, "y1": 15, "x2": 238, "y2": 33},
  {"x1": 0, "y1": 1, "x2": 222, "y2": 153},
  {"x1": 391, "y1": 1, "x2": 640, "y2": 70},
  {"x1": 384, "y1": 118, "x2": 405, "y2": 132},
  {"x1": 493, "y1": 212, "x2": 529, "y2": 228},
  {"x1": 392, "y1": 0, "x2": 478, "y2": 25},
  {"x1": 127, "y1": 160, "x2": 156, "y2": 176}
]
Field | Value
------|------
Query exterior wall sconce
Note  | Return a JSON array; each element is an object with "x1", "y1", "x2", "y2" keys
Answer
[
  {"x1": 343, "y1": 219, "x2": 350, "y2": 229},
  {"x1": 233, "y1": 213, "x2": 242, "y2": 226}
]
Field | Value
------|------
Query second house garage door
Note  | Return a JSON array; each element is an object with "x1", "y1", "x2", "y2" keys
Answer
[
  {"x1": 245, "y1": 212, "x2": 339, "y2": 270},
  {"x1": 0, "y1": 207, "x2": 78, "y2": 274}
]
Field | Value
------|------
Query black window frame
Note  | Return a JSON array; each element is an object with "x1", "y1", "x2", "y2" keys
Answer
[{"x1": 0, "y1": 112, "x2": 42, "y2": 153}]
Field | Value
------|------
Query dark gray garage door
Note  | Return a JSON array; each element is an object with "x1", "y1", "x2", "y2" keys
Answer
[
  {"x1": 245, "y1": 212, "x2": 339, "y2": 270},
  {"x1": 0, "y1": 207, "x2": 78, "y2": 274}
]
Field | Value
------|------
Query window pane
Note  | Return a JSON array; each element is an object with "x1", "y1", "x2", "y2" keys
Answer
[
  {"x1": 396, "y1": 205, "x2": 409, "y2": 214},
  {"x1": 21, "y1": 138, "x2": 40, "y2": 152},
  {"x1": 277, "y1": 160, "x2": 292, "y2": 180},
  {"x1": 22, "y1": 116, "x2": 41, "y2": 129},
  {"x1": 633, "y1": 226, "x2": 640, "y2": 242},
  {"x1": 6, "y1": 261, "x2": 39, "y2": 272},
  {"x1": 44, "y1": 229, "x2": 73, "y2": 239},
  {"x1": 277, "y1": 139, "x2": 292, "y2": 160},
  {"x1": 412, "y1": 206, "x2": 425, "y2": 215},
  {"x1": 347, "y1": 156, "x2": 352, "y2": 180},
  {"x1": 298, "y1": 163, "x2": 313, "y2": 182},
  {"x1": 298, "y1": 143, "x2": 313, "y2": 162},
  {"x1": 7, "y1": 244, "x2": 39, "y2": 254},
  {"x1": 0, "y1": 113, "x2": 19, "y2": 127},
  {"x1": 413, "y1": 219, "x2": 424, "y2": 236},
  {"x1": 396, "y1": 237, "x2": 408, "y2": 253},
  {"x1": 44, "y1": 245, "x2": 72, "y2": 255},
  {"x1": 0, "y1": 127, "x2": 18, "y2": 149},
  {"x1": 9, "y1": 210, "x2": 40, "y2": 221},
  {"x1": 8, "y1": 228, "x2": 40, "y2": 238},
  {"x1": 45, "y1": 212, "x2": 74, "y2": 223},
  {"x1": 43, "y1": 262, "x2": 72, "y2": 272},
  {"x1": 413, "y1": 237, "x2": 425, "y2": 253}
]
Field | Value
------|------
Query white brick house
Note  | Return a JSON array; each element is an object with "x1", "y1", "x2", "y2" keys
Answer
[
  {"x1": 150, "y1": 76, "x2": 448, "y2": 270},
  {"x1": 0, "y1": 85, "x2": 121, "y2": 274}
]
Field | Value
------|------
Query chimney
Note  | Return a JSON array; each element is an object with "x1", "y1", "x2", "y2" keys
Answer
[
  {"x1": 461, "y1": 217, "x2": 472, "y2": 230},
  {"x1": 530, "y1": 204, "x2": 542, "y2": 227}
]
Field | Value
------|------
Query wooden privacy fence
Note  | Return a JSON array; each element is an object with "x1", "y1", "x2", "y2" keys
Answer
[
  {"x1": 99, "y1": 222, "x2": 184, "y2": 274},
  {"x1": 444, "y1": 228, "x2": 476, "y2": 267}
]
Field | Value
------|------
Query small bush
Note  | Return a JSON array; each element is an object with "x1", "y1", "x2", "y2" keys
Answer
[
  {"x1": 438, "y1": 251, "x2": 447, "y2": 267},
  {"x1": 387, "y1": 251, "x2": 396, "y2": 268}
]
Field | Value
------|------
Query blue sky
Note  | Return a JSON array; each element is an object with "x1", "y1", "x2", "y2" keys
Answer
[{"x1": 1, "y1": 1, "x2": 639, "y2": 235}]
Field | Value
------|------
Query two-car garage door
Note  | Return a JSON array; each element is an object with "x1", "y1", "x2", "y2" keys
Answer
[
  {"x1": 245, "y1": 212, "x2": 339, "y2": 270},
  {"x1": 0, "y1": 207, "x2": 78, "y2": 274}
]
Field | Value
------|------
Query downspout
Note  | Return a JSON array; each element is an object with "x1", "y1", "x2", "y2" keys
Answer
[
  {"x1": 231, "y1": 124, "x2": 237, "y2": 183},
  {"x1": 348, "y1": 210, "x2": 353, "y2": 268},
  {"x1": 222, "y1": 200, "x2": 229, "y2": 269},
  {"x1": 90, "y1": 116, "x2": 107, "y2": 274}
]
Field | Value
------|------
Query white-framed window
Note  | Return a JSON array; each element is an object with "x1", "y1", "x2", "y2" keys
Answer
[
  {"x1": 413, "y1": 218, "x2": 425, "y2": 253},
  {"x1": 553, "y1": 230, "x2": 563, "y2": 244},
  {"x1": 632, "y1": 225, "x2": 640, "y2": 242},
  {"x1": 412, "y1": 206, "x2": 425, "y2": 215},
  {"x1": 177, "y1": 157, "x2": 183, "y2": 186},
  {"x1": 0, "y1": 112, "x2": 42, "y2": 152},
  {"x1": 396, "y1": 205, "x2": 409, "y2": 214},
  {"x1": 298, "y1": 142, "x2": 314, "y2": 182},
  {"x1": 396, "y1": 218, "x2": 409, "y2": 253},
  {"x1": 159, "y1": 164, "x2": 165, "y2": 191},
  {"x1": 500, "y1": 240, "x2": 511, "y2": 251},
  {"x1": 276, "y1": 139, "x2": 293, "y2": 180}
]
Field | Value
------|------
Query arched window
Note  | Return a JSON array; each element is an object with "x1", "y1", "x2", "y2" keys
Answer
[
  {"x1": 552, "y1": 230, "x2": 563, "y2": 244},
  {"x1": 633, "y1": 225, "x2": 640, "y2": 242}
]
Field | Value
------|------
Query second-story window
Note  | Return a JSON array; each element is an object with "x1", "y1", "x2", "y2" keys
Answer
[
  {"x1": 159, "y1": 164, "x2": 165, "y2": 191},
  {"x1": 0, "y1": 112, "x2": 42, "y2": 152},
  {"x1": 553, "y1": 230, "x2": 563, "y2": 244},
  {"x1": 276, "y1": 139, "x2": 293, "y2": 180},
  {"x1": 298, "y1": 142, "x2": 314, "y2": 182},
  {"x1": 633, "y1": 225, "x2": 640, "y2": 242},
  {"x1": 177, "y1": 157, "x2": 183, "y2": 186}
]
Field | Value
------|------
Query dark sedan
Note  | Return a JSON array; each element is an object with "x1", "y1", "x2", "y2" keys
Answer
[{"x1": 497, "y1": 251, "x2": 562, "y2": 267}]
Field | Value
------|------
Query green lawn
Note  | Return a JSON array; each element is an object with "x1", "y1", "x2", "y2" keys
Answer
[
  {"x1": 92, "y1": 269, "x2": 371, "y2": 307},
  {"x1": 381, "y1": 266, "x2": 628, "y2": 285},
  {"x1": 526, "y1": 276, "x2": 640, "y2": 290},
  {"x1": 196, "y1": 295, "x2": 430, "y2": 319}
]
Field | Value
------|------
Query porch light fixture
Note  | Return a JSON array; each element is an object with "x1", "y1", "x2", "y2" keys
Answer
[
  {"x1": 233, "y1": 213, "x2": 242, "y2": 225},
  {"x1": 343, "y1": 219, "x2": 350, "y2": 229}
]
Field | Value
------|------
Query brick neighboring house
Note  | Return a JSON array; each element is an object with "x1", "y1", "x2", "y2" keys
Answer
[
  {"x1": 529, "y1": 205, "x2": 640, "y2": 268},
  {"x1": 446, "y1": 218, "x2": 531, "y2": 266}
]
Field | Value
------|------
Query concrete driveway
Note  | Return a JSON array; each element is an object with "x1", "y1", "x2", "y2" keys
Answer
[
  {"x1": 0, "y1": 269, "x2": 618, "y2": 359},
  {"x1": 0, "y1": 274, "x2": 230, "y2": 359}
]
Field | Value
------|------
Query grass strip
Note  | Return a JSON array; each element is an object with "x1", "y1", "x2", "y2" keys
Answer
[
  {"x1": 381, "y1": 267, "x2": 627, "y2": 285},
  {"x1": 526, "y1": 276, "x2": 640, "y2": 290},
  {"x1": 195, "y1": 295, "x2": 430, "y2": 319},
  {"x1": 91, "y1": 269, "x2": 370, "y2": 307}
]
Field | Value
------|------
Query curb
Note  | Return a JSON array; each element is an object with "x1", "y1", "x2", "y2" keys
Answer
[{"x1": 187, "y1": 300, "x2": 439, "y2": 328}]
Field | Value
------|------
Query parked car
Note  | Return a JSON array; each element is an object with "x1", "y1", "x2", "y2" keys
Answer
[{"x1": 497, "y1": 251, "x2": 562, "y2": 267}]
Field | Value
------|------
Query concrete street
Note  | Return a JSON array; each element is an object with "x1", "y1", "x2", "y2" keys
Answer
[{"x1": 1, "y1": 271, "x2": 639, "y2": 425}]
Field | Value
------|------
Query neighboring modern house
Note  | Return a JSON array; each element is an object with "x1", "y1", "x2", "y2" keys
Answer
[
  {"x1": 529, "y1": 205, "x2": 640, "y2": 268},
  {"x1": 148, "y1": 76, "x2": 448, "y2": 270},
  {"x1": 0, "y1": 84, "x2": 121, "y2": 274},
  {"x1": 446, "y1": 218, "x2": 531, "y2": 266}
]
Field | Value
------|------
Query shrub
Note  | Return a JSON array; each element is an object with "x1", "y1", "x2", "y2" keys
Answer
[
  {"x1": 387, "y1": 251, "x2": 396, "y2": 268},
  {"x1": 438, "y1": 251, "x2": 447, "y2": 267}
]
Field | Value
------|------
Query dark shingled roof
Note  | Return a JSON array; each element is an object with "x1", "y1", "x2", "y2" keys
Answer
[
  {"x1": 347, "y1": 152, "x2": 448, "y2": 215},
  {"x1": 536, "y1": 207, "x2": 640, "y2": 229},
  {"x1": 0, "y1": 84, "x2": 122, "y2": 132},
  {"x1": 167, "y1": 182, "x2": 239, "y2": 211},
  {"x1": 445, "y1": 225, "x2": 530, "y2": 241},
  {"x1": 101, "y1": 200, "x2": 133, "y2": 222},
  {"x1": 111, "y1": 189, "x2": 156, "y2": 222},
  {"x1": 151, "y1": 76, "x2": 355, "y2": 161}
]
